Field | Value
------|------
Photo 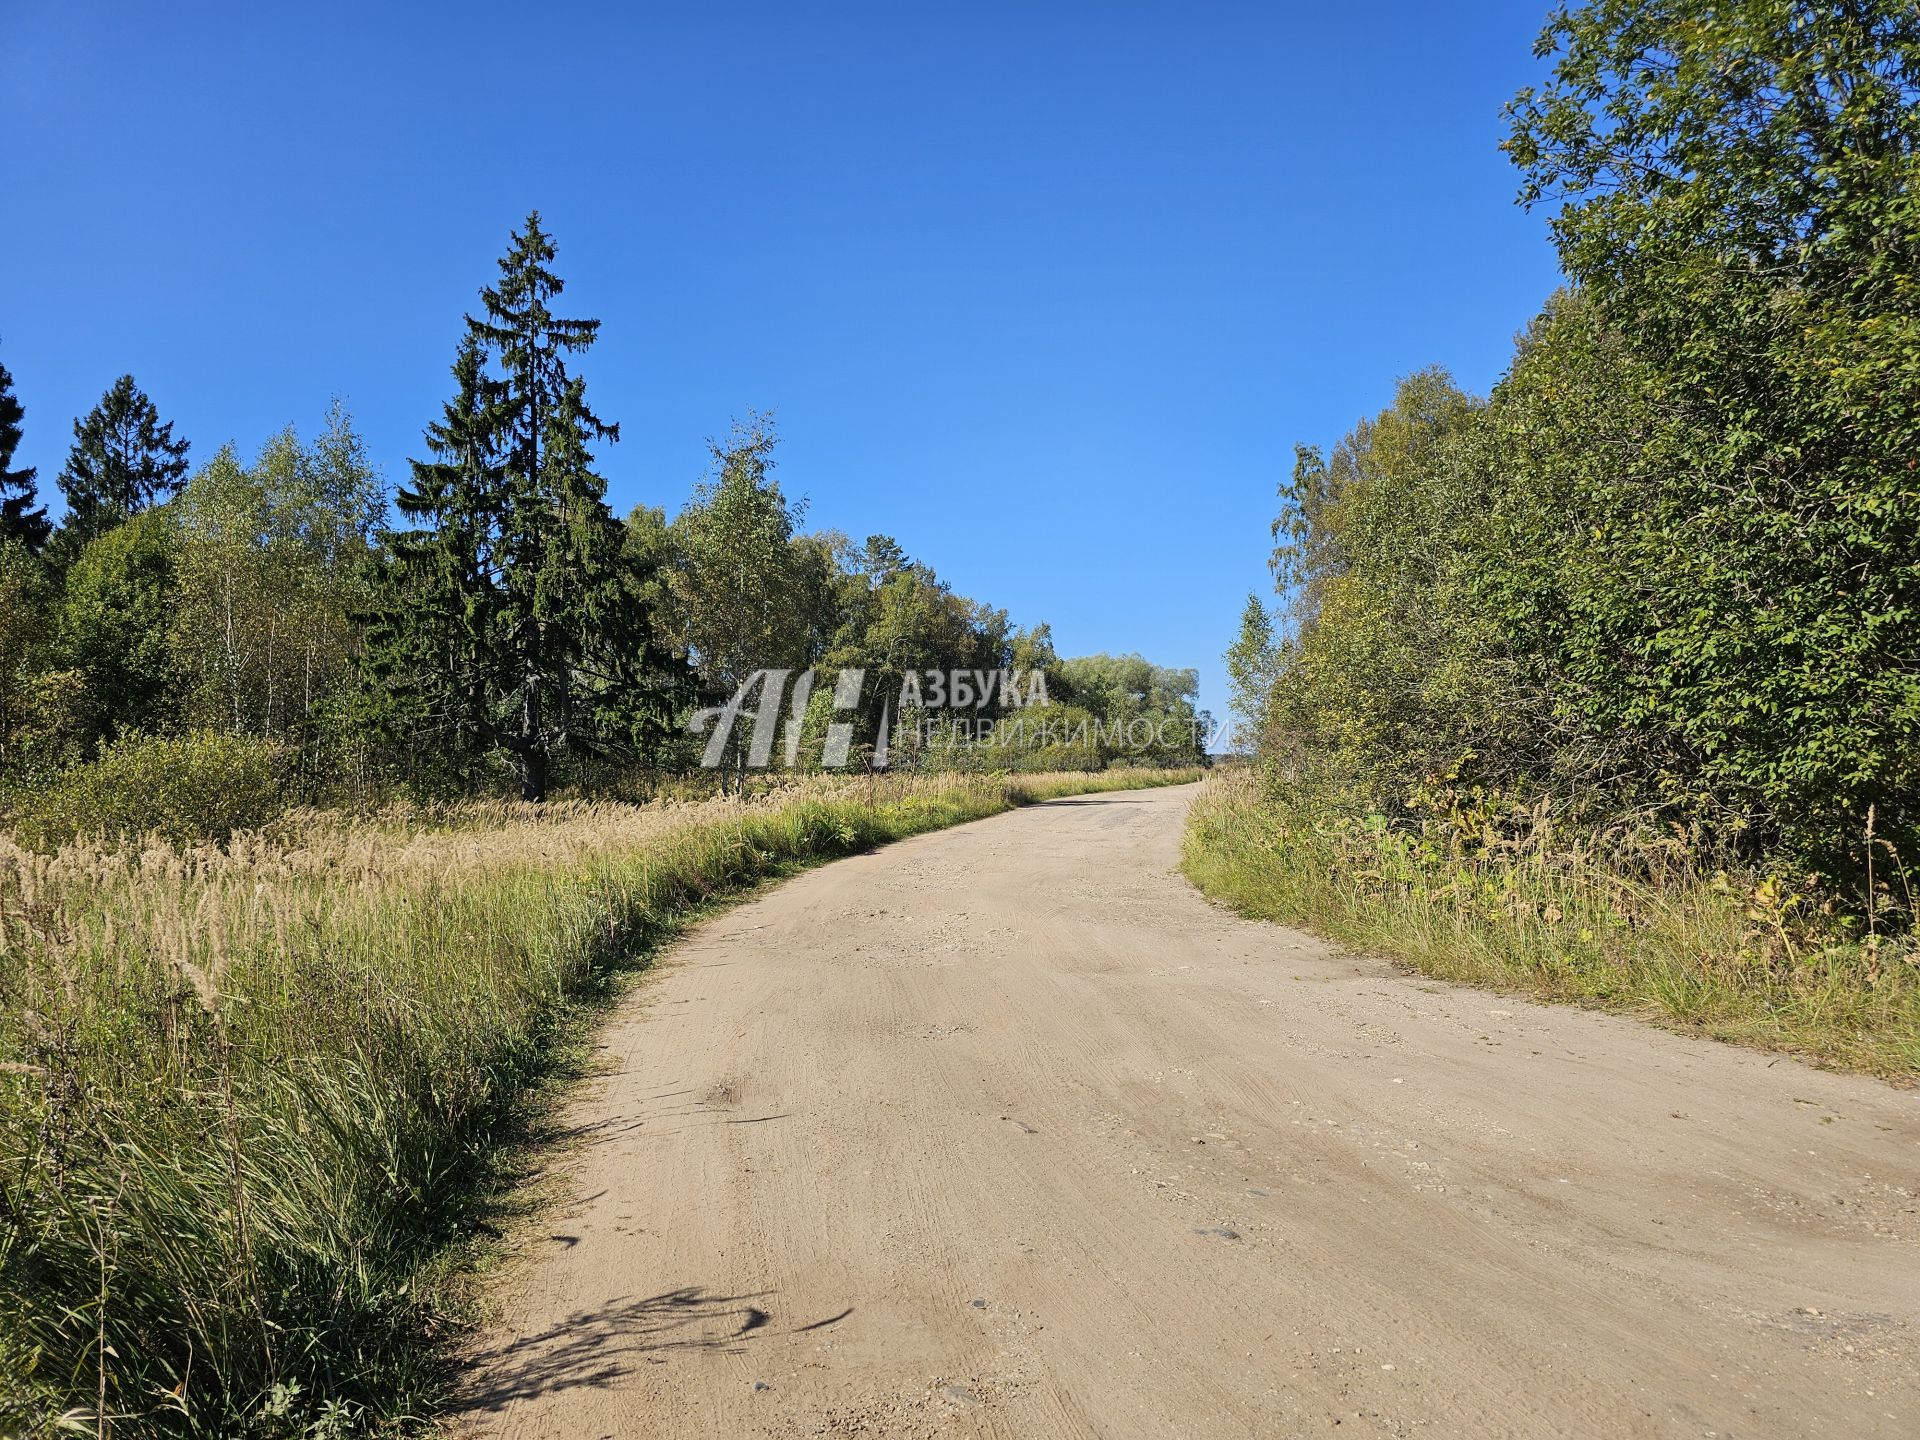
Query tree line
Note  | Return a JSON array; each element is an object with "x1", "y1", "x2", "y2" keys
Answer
[
  {"x1": 0, "y1": 213, "x2": 1203, "y2": 820},
  {"x1": 1231, "y1": 0, "x2": 1920, "y2": 893}
]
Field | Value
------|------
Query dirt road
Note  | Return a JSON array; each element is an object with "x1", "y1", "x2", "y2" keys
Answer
[{"x1": 462, "y1": 784, "x2": 1920, "y2": 1438}]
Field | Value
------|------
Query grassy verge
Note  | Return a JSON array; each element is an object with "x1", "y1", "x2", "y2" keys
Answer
[
  {"x1": 1183, "y1": 769, "x2": 1920, "y2": 1081},
  {"x1": 0, "y1": 767, "x2": 1200, "y2": 1438}
]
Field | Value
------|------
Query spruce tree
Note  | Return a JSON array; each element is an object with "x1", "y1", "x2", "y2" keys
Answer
[
  {"x1": 357, "y1": 336, "x2": 505, "y2": 786},
  {"x1": 362, "y1": 214, "x2": 685, "y2": 799},
  {"x1": 0, "y1": 358, "x2": 50, "y2": 551},
  {"x1": 56, "y1": 374, "x2": 191, "y2": 549}
]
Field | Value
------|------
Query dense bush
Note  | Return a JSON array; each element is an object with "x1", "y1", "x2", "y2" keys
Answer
[
  {"x1": 1241, "y1": 1, "x2": 1920, "y2": 896},
  {"x1": 58, "y1": 507, "x2": 181, "y2": 751},
  {"x1": 11, "y1": 730, "x2": 286, "y2": 849}
]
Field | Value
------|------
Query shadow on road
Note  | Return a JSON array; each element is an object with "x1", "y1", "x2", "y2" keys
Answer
[
  {"x1": 460, "y1": 1286, "x2": 859, "y2": 1414},
  {"x1": 459, "y1": 1286, "x2": 775, "y2": 1412}
]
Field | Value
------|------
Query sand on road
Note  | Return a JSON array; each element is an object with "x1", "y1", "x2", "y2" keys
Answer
[{"x1": 461, "y1": 783, "x2": 1920, "y2": 1439}]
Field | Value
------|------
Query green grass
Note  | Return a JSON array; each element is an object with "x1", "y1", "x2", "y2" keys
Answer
[
  {"x1": 0, "y1": 767, "x2": 1200, "y2": 1439},
  {"x1": 1183, "y1": 769, "x2": 1920, "y2": 1081}
]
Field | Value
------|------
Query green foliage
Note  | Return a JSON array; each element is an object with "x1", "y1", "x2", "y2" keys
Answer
[
  {"x1": 23, "y1": 409, "x2": 384, "y2": 799},
  {"x1": 669, "y1": 416, "x2": 810, "y2": 690},
  {"x1": 169, "y1": 410, "x2": 382, "y2": 776},
  {"x1": 994, "y1": 706, "x2": 1107, "y2": 772},
  {"x1": 1500, "y1": 1, "x2": 1920, "y2": 869},
  {"x1": 1223, "y1": 595, "x2": 1279, "y2": 755},
  {"x1": 1056, "y1": 653, "x2": 1199, "y2": 723},
  {"x1": 1046, "y1": 653, "x2": 1209, "y2": 767},
  {"x1": 53, "y1": 373, "x2": 191, "y2": 555},
  {"x1": 1260, "y1": 369, "x2": 1494, "y2": 810},
  {"x1": 1505, "y1": 0, "x2": 1920, "y2": 342},
  {"x1": 843, "y1": 560, "x2": 1008, "y2": 741},
  {"x1": 0, "y1": 356, "x2": 50, "y2": 552},
  {"x1": 11, "y1": 729, "x2": 285, "y2": 849},
  {"x1": 1249, "y1": 5, "x2": 1920, "y2": 886},
  {"x1": 658, "y1": 417, "x2": 829, "y2": 778},
  {"x1": 359, "y1": 215, "x2": 686, "y2": 802},
  {"x1": 0, "y1": 539, "x2": 56, "y2": 782},
  {"x1": 59, "y1": 507, "x2": 182, "y2": 750},
  {"x1": 1199, "y1": 5, "x2": 1920, "y2": 1086},
  {"x1": 640, "y1": 465, "x2": 1202, "y2": 775}
]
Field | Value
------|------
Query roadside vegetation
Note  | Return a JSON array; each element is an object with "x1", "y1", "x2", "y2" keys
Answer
[
  {"x1": 0, "y1": 767, "x2": 1199, "y2": 1437},
  {"x1": 1187, "y1": 769, "x2": 1920, "y2": 1076},
  {"x1": 1196, "y1": 1, "x2": 1920, "y2": 1078}
]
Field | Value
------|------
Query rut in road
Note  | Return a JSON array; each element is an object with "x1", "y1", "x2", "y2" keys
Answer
[{"x1": 460, "y1": 784, "x2": 1920, "y2": 1439}]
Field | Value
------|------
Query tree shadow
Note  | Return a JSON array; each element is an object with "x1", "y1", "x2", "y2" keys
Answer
[{"x1": 457, "y1": 1285, "x2": 776, "y2": 1413}]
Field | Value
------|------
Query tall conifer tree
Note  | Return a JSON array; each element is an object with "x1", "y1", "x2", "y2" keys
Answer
[
  {"x1": 362, "y1": 214, "x2": 684, "y2": 799},
  {"x1": 56, "y1": 374, "x2": 191, "y2": 549},
  {"x1": 0, "y1": 358, "x2": 50, "y2": 551}
]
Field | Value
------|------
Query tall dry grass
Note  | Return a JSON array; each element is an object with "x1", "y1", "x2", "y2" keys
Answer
[
  {"x1": 0, "y1": 768, "x2": 1201, "y2": 1438},
  {"x1": 1183, "y1": 768, "x2": 1920, "y2": 1079}
]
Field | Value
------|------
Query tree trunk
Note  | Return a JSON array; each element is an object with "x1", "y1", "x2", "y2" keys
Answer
[
  {"x1": 520, "y1": 747, "x2": 547, "y2": 803},
  {"x1": 521, "y1": 656, "x2": 547, "y2": 803}
]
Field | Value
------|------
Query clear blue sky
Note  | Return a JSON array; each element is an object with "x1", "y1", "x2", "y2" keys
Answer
[{"x1": 2, "y1": 0, "x2": 1564, "y2": 732}]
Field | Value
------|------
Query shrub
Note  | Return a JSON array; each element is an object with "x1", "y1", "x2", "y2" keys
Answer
[{"x1": 12, "y1": 729, "x2": 286, "y2": 849}]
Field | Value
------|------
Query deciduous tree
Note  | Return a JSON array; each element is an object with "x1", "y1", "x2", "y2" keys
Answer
[{"x1": 1504, "y1": 0, "x2": 1920, "y2": 866}]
